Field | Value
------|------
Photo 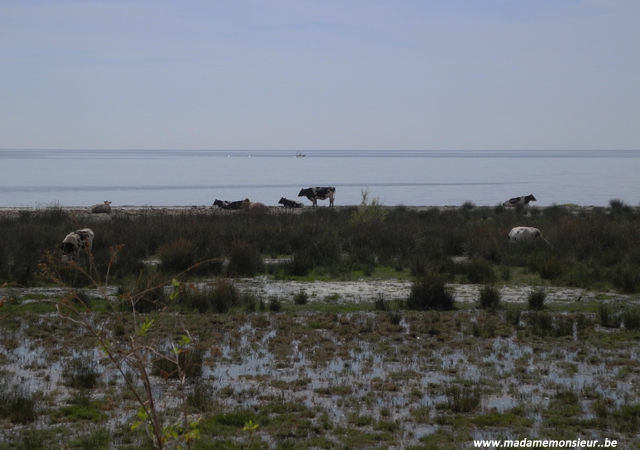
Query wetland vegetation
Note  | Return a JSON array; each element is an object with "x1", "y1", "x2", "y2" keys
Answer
[{"x1": 1, "y1": 201, "x2": 640, "y2": 448}]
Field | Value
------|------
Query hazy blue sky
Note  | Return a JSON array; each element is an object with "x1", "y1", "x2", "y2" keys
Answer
[{"x1": 1, "y1": 0, "x2": 638, "y2": 150}]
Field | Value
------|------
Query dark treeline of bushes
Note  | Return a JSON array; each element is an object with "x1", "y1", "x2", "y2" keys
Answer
[{"x1": 1, "y1": 201, "x2": 640, "y2": 294}]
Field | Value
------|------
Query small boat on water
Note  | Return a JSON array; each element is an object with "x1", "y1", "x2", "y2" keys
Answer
[{"x1": 295, "y1": 152, "x2": 306, "y2": 157}]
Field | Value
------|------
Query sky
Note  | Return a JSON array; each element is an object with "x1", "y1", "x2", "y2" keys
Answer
[{"x1": 1, "y1": 0, "x2": 639, "y2": 151}]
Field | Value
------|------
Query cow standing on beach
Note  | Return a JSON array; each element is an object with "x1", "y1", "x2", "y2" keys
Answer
[
  {"x1": 298, "y1": 187, "x2": 336, "y2": 208},
  {"x1": 60, "y1": 228, "x2": 94, "y2": 262},
  {"x1": 503, "y1": 194, "x2": 537, "y2": 208}
]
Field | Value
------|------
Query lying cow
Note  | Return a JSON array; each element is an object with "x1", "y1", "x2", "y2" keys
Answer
[
  {"x1": 213, "y1": 199, "x2": 250, "y2": 210},
  {"x1": 242, "y1": 201, "x2": 268, "y2": 212},
  {"x1": 298, "y1": 187, "x2": 336, "y2": 208},
  {"x1": 91, "y1": 200, "x2": 112, "y2": 214},
  {"x1": 60, "y1": 228, "x2": 95, "y2": 262},
  {"x1": 278, "y1": 197, "x2": 304, "y2": 208},
  {"x1": 508, "y1": 226, "x2": 553, "y2": 248},
  {"x1": 503, "y1": 194, "x2": 537, "y2": 208}
]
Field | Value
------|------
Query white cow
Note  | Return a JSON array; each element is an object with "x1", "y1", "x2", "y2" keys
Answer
[
  {"x1": 60, "y1": 228, "x2": 95, "y2": 262},
  {"x1": 91, "y1": 200, "x2": 112, "y2": 214},
  {"x1": 508, "y1": 227, "x2": 553, "y2": 248}
]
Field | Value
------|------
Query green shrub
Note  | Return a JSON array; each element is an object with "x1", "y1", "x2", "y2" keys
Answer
[
  {"x1": 227, "y1": 240, "x2": 263, "y2": 277},
  {"x1": 293, "y1": 290, "x2": 309, "y2": 305},
  {"x1": 479, "y1": 285, "x2": 501, "y2": 310},
  {"x1": 466, "y1": 258, "x2": 497, "y2": 284},
  {"x1": 118, "y1": 271, "x2": 168, "y2": 313},
  {"x1": 0, "y1": 385, "x2": 37, "y2": 424},
  {"x1": 187, "y1": 380, "x2": 214, "y2": 412},
  {"x1": 445, "y1": 385, "x2": 481, "y2": 413},
  {"x1": 62, "y1": 357, "x2": 101, "y2": 389},
  {"x1": 407, "y1": 274, "x2": 455, "y2": 311},
  {"x1": 152, "y1": 348, "x2": 204, "y2": 379},
  {"x1": 623, "y1": 307, "x2": 640, "y2": 330},
  {"x1": 528, "y1": 288, "x2": 547, "y2": 310},
  {"x1": 158, "y1": 237, "x2": 195, "y2": 273},
  {"x1": 599, "y1": 303, "x2": 622, "y2": 328}
]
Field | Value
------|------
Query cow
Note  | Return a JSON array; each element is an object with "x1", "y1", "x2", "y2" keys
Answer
[
  {"x1": 508, "y1": 226, "x2": 553, "y2": 248},
  {"x1": 213, "y1": 199, "x2": 250, "y2": 210},
  {"x1": 503, "y1": 194, "x2": 537, "y2": 208},
  {"x1": 242, "y1": 201, "x2": 268, "y2": 212},
  {"x1": 278, "y1": 197, "x2": 304, "y2": 208},
  {"x1": 213, "y1": 199, "x2": 230, "y2": 209},
  {"x1": 298, "y1": 187, "x2": 336, "y2": 208},
  {"x1": 60, "y1": 228, "x2": 95, "y2": 262},
  {"x1": 90, "y1": 200, "x2": 112, "y2": 214}
]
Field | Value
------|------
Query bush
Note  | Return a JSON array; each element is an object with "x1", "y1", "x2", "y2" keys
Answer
[
  {"x1": 446, "y1": 385, "x2": 481, "y2": 413},
  {"x1": 406, "y1": 274, "x2": 455, "y2": 311},
  {"x1": 187, "y1": 380, "x2": 214, "y2": 412},
  {"x1": 178, "y1": 277, "x2": 242, "y2": 314},
  {"x1": 623, "y1": 307, "x2": 640, "y2": 330},
  {"x1": 62, "y1": 357, "x2": 101, "y2": 389},
  {"x1": 158, "y1": 238, "x2": 195, "y2": 273},
  {"x1": 528, "y1": 288, "x2": 547, "y2": 310},
  {"x1": 227, "y1": 240, "x2": 263, "y2": 277},
  {"x1": 118, "y1": 271, "x2": 168, "y2": 313},
  {"x1": 293, "y1": 290, "x2": 309, "y2": 305},
  {"x1": 0, "y1": 385, "x2": 37, "y2": 424},
  {"x1": 152, "y1": 348, "x2": 204, "y2": 379},
  {"x1": 599, "y1": 303, "x2": 622, "y2": 328},
  {"x1": 465, "y1": 258, "x2": 497, "y2": 284},
  {"x1": 478, "y1": 285, "x2": 501, "y2": 310}
]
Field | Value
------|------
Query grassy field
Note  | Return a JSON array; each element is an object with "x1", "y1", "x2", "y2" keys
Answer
[{"x1": 1, "y1": 202, "x2": 640, "y2": 449}]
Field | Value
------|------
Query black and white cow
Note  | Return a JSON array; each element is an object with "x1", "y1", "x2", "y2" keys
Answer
[
  {"x1": 91, "y1": 200, "x2": 112, "y2": 214},
  {"x1": 508, "y1": 226, "x2": 553, "y2": 248},
  {"x1": 213, "y1": 199, "x2": 250, "y2": 210},
  {"x1": 503, "y1": 194, "x2": 537, "y2": 208},
  {"x1": 278, "y1": 197, "x2": 304, "y2": 208},
  {"x1": 60, "y1": 228, "x2": 94, "y2": 262},
  {"x1": 298, "y1": 187, "x2": 336, "y2": 208}
]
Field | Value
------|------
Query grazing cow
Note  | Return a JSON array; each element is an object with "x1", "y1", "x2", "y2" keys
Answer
[
  {"x1": 213, "y1": 199, "x2": 250, "y2": 210},
  {"x1": 508, "y1": 226, "x2": 553, "y2": 248},
  {"x1": 503, "y1": 194, "x2": 537, "y2": 208},
  {"x1": 91, "y1": 200, "x2": 112, "y2": 214},
  {"x1": 298, "y1": 187, "x2": 336, "y2": 208},
  {"x1": 60, "y1": 228, "x2": 94, "y2": 262},
  {"x1": 278, "y1": 197, "x2": 304, "y2": 208}
]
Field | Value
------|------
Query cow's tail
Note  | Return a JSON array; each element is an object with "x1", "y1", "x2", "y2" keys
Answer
[{"x1": 541, "y1": 237, "x2": 554, "y2": 249}]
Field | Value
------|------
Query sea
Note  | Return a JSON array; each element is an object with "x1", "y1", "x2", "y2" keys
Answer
[{"x1": 1, "y1": 150, "x2": 639, "y2": 208}]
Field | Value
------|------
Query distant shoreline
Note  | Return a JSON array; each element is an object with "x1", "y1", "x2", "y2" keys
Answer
[{"x1": 0, "y1": 203, "x2": 606, "y2": 219}]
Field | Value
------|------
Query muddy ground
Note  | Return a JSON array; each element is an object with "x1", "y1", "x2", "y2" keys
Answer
[{"x1": 2, "y1": 276, "x2": 640, "y2": 449}]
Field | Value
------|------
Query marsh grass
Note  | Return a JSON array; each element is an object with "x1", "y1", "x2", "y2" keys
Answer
[
  {"x1": 528, "y1": 288, "x2": 547, "y2": 310},
  {"x1": 0, "y1": 385, "x2": 37, "y2": 424},
  {"x1": 152, "y1": 347, "x2": 204, "y2": 380},
  {"x1": 406, "y1": 274, "x2": 455, "y2": 311},
  {"x1": 1, "y1": 204, "x2": 640, "y2": 294},
  {"x1": 62, "y1": 357, "x2": 101, "y2": 389},
  {"x1": 443, "y1": 385, "x2": 481, "y2": 413},
  {"x1": 227, "y1": 240, "x2": 263, "y2": 277},
  {"x1": 599, "y1": 303, "x2": 622, "y2": 328},
  {"x1": 177, "y1": 278, "x2": 245, "y2": 313},
  {"x1": 187, "y1": 380, "x2": 214, "y2": 412},
  {"x1": 478, "y1": 285, "x2": 501, "y2": 310}
]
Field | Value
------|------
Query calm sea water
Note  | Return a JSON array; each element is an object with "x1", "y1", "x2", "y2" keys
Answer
[{"x1": 1, "y1": 150, "x2": 639, "y2": 208}]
